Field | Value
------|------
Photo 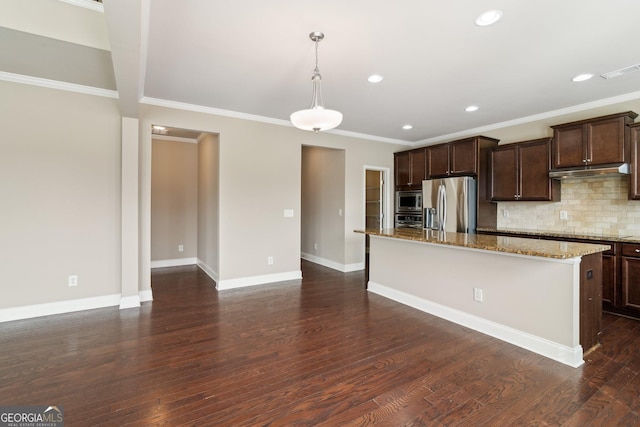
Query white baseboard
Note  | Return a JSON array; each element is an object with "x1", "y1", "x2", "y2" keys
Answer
[
  {"x1": 368, "y1": 281, "x2": 584, "y2": 368},
  {"x1": 119, "y1": 295, "x2": 141, "y2": 310},
  {"x1": 0, "y1": 294, "x2": 121, "y2": 323},
  {"x1": 301, "y1": 252, "x2": 364, "y2": 273},
  {"x1": 139, "y1": 289, "x2": 153, "y2": 302},
  {"x1": 151, "y1": 257, "x2": 197, "y2": 269},
  {"x1": 197, "y1": 259, "x2": 219, "y2": 283},
  {"x1": 217, "y1": 270, "x2": 302, "y2": 290}
]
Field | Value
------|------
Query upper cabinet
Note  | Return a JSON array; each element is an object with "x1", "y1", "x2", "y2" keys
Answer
[
  {"x1": 551, "y1": 111, "x2": 638, "y2": 169},
  {"x1": 490, "y1": 138, "x2": 559, "y2": 201},
  {"x1": 629, "y1": 123, "x2": 640, "y2": 200},
  {"x1": 428, "y1": 136, "x2": 498, "y2": 178},
  {"x1": 394, "y1": 148, "x2": 427, "y2": 190}
]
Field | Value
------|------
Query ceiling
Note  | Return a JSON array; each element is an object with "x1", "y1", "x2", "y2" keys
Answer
[{"x1": 2, "y1": 0, "x2": 640, "y2": 144}]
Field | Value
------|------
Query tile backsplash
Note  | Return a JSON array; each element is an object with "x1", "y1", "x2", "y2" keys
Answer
[{"x1": 497, "y1": 176, "x2": 640, "y2": 237}]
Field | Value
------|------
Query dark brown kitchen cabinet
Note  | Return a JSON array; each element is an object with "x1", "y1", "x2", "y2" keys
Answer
[
  {"x1": 394, "y1": 148, "x2": 426, "y2": 190},
  {"x1": 580, "y1": 252, "x2": 602, "y2": 353},
  {"x1": 490, "y1": 138, "x2": 559, "y2": 201},
  {"x1": 601, "y1": 250, "x2": 617, "y2": 307},
  {"x1": 551, "y1": 111, "x2": 637, "y2": 169},
  {"x1": 428, "y1": 138, "x2": 480, "y2": 178},
  {"x1": 428, "y1": 144, "x2": 450, "y2": 177},
  {"x1": 629, "y1": 123, "x2": 640, "y2": 200},
  {"x1": 621, "y1": 243, "x2": 640, "y2": 311}
]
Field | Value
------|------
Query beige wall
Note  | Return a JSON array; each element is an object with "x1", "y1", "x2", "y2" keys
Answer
[
  {"x1": 151, "y1": 138, "x2": 198, "y2": 261},
  {"x1": 138, "y1": 104, "x2": 399, "y2": 285},
  {"x1": 197, "y1": 133, "x2": 219, "y2": 277},
  {"x1": 301, "y1": 146, "x2": 346, "y2": 266},
  {"x1": 0, "y1": 80, "x2": 121, "y2": 308},
  {"x1": 4, "y1": 76, "x2": 638, "y2": 313}
]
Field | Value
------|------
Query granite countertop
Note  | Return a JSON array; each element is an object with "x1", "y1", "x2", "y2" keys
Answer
[
  {"x1": 477, "y1": 227, "x2": 640, "y2": 244},
  {"x1": 355, "y1": 228, "x2": 610, "y2": 259}
]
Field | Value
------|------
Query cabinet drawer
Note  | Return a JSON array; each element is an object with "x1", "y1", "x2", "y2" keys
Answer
[{"x1": 621, "y1": 243, "x2": 640, "y2": 258}]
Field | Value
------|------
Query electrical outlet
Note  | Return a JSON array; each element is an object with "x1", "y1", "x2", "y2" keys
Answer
[
  {"x1": 68, "y1": 275, "x2": 78, "y2": 287},
  {"x1": 267, "y1": 256, "x2": 274, "y2": 265},
  {"x1": 560, "y1": 210, "x2": 568, "y2": 220},
  {"x1": 473, "y1": 287, "x2": 483, "y2": 302},
  {"x1": 314, "y1": 243, "x2": 318, "y2": 250},
  {"x1": 338, "y1": 208, "x2": 343, "y2": 217},
  {"x1": 503, "y1": 209, "x2": 509, "y2": 218},
  {"x1": 178, "y1": 245, "x2": 184, "y2": 252}
]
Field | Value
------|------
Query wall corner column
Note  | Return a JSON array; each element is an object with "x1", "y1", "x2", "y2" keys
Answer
[{"x1": 120, "y1": 117, "x2": 141, "y2": 309}]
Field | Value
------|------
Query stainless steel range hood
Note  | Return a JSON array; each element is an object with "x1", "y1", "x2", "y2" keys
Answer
[{"x1": 549, "y1": 163, "x2": 631, "y2": 179}]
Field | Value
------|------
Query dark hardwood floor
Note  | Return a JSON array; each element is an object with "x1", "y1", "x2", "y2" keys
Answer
[{"x1": 1, "y1": 260, "x2": 640, "y2": 426}]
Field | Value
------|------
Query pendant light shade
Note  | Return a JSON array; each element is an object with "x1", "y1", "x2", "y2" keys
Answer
[{"x1": 291, "y1": 32, "x2": 343, "y2": 133}]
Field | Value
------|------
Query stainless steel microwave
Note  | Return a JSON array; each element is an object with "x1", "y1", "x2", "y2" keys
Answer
[{"x1": 396, "y1": 190, "x2": 422, "y2": 212}]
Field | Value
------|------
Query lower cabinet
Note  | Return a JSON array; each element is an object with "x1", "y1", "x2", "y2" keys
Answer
[
  {"x1": 621, "y1": 243, "x2": 640, "y2": 311},
  {"x1": 580, "y1": 253, "x2": 602, "y2": 353}
]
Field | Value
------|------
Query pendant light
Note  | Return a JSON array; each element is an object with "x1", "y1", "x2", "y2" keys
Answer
[{"x1": 290, "y1": 32, "x2": 343, "y2": 133}]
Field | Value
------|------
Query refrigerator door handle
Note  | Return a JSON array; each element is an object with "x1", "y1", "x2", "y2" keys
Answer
[{"x1": 438, "y1": 183, "x2": 446, "y2": 231}]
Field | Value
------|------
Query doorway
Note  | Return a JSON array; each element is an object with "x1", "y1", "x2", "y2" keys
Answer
[
  {"x1": 364, "y1": 167, "x2": 389, "y2": 230},
  {"x1": 150, "y1": 127, "x2": 220, "y2": 281}
]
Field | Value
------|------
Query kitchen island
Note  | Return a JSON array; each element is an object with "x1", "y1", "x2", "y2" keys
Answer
[{"x1": 355, "y1": 228, "x2": 610, "y2": 367}]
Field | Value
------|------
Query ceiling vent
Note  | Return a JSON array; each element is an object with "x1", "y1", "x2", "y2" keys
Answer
[{"x1": 600, "y1": 64, "x2": 640, "y2": 79}]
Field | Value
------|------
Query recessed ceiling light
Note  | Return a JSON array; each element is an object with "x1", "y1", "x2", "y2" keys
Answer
[
  {"x1": 402, "y1": 124, "x2": 413, "y2": 130},
  {"x1": 465, "y1": 105, "x2": 479, "y2": 112},
  {"x1": 475, "y1": 10, "x2": 503, "y2": 26},
  {"x1": 572, "y1": 73, "x2": 594, "y2": 82},
  {"x1": 368, "y1": 74, "x2": 383, "y2": 83}
]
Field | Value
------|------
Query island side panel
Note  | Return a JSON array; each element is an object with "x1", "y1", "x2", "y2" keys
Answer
[{"x1": 368, "y1": 236, "x2": 581, "y2": 359}]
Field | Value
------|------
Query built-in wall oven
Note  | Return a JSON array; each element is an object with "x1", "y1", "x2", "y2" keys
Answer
[
  {"x1": 394, "y1": 213, "x2": 423, "y2": 229},
  {"x1": 395, "y1": 190, "x2": 423, "y2": 228}
]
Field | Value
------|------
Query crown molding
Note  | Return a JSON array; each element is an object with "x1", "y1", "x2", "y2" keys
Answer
[
  {"x1": 415, "y1": 91, "x2": 640, "y2": 146},
  {"x1": 140, "y1": 96, "x2": 410, "y2": 146},
  {"x1": 0, "y1": 71, "x2": 118, "y2": 99}
]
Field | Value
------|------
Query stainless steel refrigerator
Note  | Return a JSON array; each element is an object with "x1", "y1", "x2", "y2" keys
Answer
[{"x1": 422, "y1": 177, "x2": 477, "y2": 233}]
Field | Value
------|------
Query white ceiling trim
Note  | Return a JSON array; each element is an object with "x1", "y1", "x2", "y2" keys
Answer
[
  {"x1": 140, "y1": 96, "x2": 410, "y2": 146},
  {"x1": 0, "y1": 71, "x2": 118, "y2": 98},
  {"x1": 416, "y1": 91, "x2": 640, "y2": 146},
  {"x1": 57, "y1": 0, "x2": 104, "y2": 13}
]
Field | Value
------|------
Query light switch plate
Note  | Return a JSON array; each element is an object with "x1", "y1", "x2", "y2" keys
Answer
[{"x1": 284, "y1": 209, "x2": 294, "y2": 217}]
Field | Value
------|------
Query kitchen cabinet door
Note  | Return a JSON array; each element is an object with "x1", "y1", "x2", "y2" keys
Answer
[
  {"x1": 490, "y1": 145, "x2": 518, "y2": 201},
  {"x1": 552, "y1": 111, "x2": 637, "y2": 169},
  {"x1": 410, "y1": 148, "x2": 427, "y2": 186},
  {"x1": 490, "y1": 138, "x2": 557, "y2": 201},
  {"x1": 395, "y1": 151, "x2": 411, "y2": 187},
  {"x1": 621, "y1": 243, "x2": 640, "y2": 312},
  {"x1": 395, "y1": 149, "x2": 426, "y2": 190},
  {"x1": 450, "y1": 139, "x2": 477, "y2": 175},
  {"x1": 553, "y1": 124, "x2": 584, "y2": 169},
  {"x1": 519, "y1": 140, "x2": 556, "y2": 200},
  {"x1": 588, "y1": 117, "x2": 627, "y2": 166},
  {"x1": 428, "y1": 144, "x2": 450, "y2": 178}
]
